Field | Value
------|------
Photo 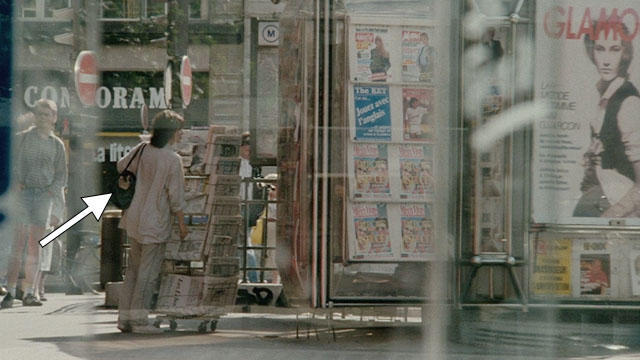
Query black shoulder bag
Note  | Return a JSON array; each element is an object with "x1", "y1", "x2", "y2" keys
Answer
[{"x1": 111, "y1": 144, "x2": 146, "y2": 209}]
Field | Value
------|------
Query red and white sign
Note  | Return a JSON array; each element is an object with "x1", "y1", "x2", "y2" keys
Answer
[
  {"x1": 180, "y1": 56, "x2": 192, "y2": 106},
  {"x1": 74, "y1": 51, "x2": 98, "y2": 106}
]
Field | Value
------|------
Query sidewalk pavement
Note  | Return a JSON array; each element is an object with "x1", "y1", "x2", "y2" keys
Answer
[
  {"x1": 0, "y1": 292, "x2": 429, "y2": 360},
  {"x1": 3, "y1": 293, "x2": 640, "y2": 359}
]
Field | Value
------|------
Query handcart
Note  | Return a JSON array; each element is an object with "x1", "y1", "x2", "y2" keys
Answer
[{"x1": 154, "y1": 312, "x2": 223, "y2": 333}]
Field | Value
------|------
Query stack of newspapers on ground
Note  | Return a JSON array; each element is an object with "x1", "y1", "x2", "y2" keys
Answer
[{"x1": 155, "y1": 126, "x2": 243, "y2": 316}]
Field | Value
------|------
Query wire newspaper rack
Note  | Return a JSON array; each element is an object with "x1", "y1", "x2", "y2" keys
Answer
[{"x1": 151, "y1": 126, "x2": 243, "y2": 332}]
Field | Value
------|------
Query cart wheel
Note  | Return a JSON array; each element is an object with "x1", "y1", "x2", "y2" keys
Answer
[
  {"x1": 210, "y1": 320, "x2": 218, "y2": 332},
  {"x1": 198, "y1": 321, "x2": 208, "y2": 333},
  {"x1": 153, "y1": 320, "x2": 162, "y2": 328},
  {"x1": 169, "y1": 320, "x2": 178, "y2": 331}
]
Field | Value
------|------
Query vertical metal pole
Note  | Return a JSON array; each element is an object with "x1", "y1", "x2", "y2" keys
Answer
[
  {"x1": 167, "y1": 0, "x2": 188, "y2": 113},
  {"x1": 319, "y1": 0, "x2": 330, "y2": 309},
  {"x1": 311, "y1": 0, "x2": 320, "y2": 308}
]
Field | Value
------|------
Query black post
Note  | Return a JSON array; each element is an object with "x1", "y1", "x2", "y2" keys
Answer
[{"x1": 167, "y1": 0, "x2": 189, "y2": 113}]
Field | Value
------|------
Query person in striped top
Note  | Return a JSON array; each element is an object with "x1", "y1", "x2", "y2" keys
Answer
[{"x1": 1, "y1": 99, "x2": 67, "y2": 309}]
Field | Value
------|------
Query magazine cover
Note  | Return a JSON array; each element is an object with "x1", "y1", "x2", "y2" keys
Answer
[
  {"x1": 532, "y1": 237, "x2": 572, "y2": 296},
  {"x1": 400, "y1": 203, "x2": 434, "y2": 258},
  {"x1": 533, "y1": 0, "x2": 640, "y2": 225},
  {"x1": 580, "y1": 254, "x2": 612, "y2": 296},
  {"x1": 399, "y1": 144, "x2": 434, "y2": 199},
  {"x1": 402, "y1": 88, "x2": 434, "y2": 141},
  {"x1": 349, "y1": 203, "x2": 393, "y2": 259},
  {"x1": 401, "y1": 29, "x2": 434, "y2": 82},
  {"x1": 351, "y1": 143, "x2": 391, "y2": 199},
  {"x1": 353, "y1": 26, "x2": 392, "y2": 82},
  {"x1": 572, "y1": 238, "x2": 615, "y2": 297},
  {"x1": 353, "y1": 85, "x2": 392, "y2": 141}
]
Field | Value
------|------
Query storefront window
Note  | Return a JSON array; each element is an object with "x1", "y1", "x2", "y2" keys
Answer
[
  {"x1": 18, "y1": 0, "x2": 71, "y2": 18},
  {"x1": 146, "y1": 0, "x2": 166, "y2": 18},
  {"x1": 189, "y1": 0, "x2": 205, "y2": 20},
  {"x1": 19, "y1": 0, "x2": 36, "y2": 18},
  {"x1": 101, "y1": 0, "x2": 140, "y2": 19}
]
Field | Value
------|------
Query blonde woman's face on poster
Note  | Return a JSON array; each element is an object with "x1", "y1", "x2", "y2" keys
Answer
[{"x1": 594, "y1": 37, "x2": 623, "y2": 82}]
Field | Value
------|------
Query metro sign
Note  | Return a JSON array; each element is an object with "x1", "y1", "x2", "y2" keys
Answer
[
  {"x1": 74, "y1": 51, "x2": 99, "y2": 106},
  {"x1": 180, "y1": 56, "x2": 192, "y2": 107}
]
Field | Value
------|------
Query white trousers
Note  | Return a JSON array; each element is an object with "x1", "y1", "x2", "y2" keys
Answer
[{"x1": 118, "y1": 238, "x2": 165, "y2": 326}]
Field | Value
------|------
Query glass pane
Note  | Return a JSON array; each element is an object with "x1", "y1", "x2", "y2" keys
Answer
[
  {"x1": 45, "y1": 0, "x2": 71, "y2": 17},
  {"x1": 102, "y1": 0, "x2": 140, "y2": 18},
  {"x1": 146, "y1": 0, "x2": 165, "y2": 17},
  {"x1": 19, "y1": 0, "x2": 37, "y2": 18},
  {"x1": 189, "y1": 0, "x2": 203, "y2": 19}
]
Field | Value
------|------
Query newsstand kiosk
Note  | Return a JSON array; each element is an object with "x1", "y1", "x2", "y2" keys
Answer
[
  {"x1": 273, "y1": 0, "x2": 640, "y2": 314},
  {"x1": 274, "y1": 1, "x2": 454, "y2": 311}
]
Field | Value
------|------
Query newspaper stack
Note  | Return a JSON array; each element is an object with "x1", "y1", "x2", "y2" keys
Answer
[
  {"x1": 155, "y1": 274, "x2": 219, "y2": 316},
  {"x1": 208, "y1": 235, "x2": 236, "y2": 258},
  {"x1": 177, "y1": 128, "x2": 211, "y2": 175},
  {"x1": 205, "y1": 135, "x2": 242, "y2": 173},
  {"x1": 202, "y1": 276, "x2": 238, "y2": 307},
  {"x1": 209, "y1": 196, "x2": 241, "y2": 216},
  {"x1": 205, "y1": 257, "x2": 240, "y2": 278},
  {"x1": 208, "y1": 175, "x2": 241, "y2": 198},
  {"x1": 164, "y1": 219, "x2": 208, "y2": 261},
  {"x1": 205, "y1": 216, "x2": 242, "y2": 258}
]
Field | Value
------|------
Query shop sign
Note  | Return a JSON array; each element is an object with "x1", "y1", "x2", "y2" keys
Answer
[
  {"x1": 93, "y1": 143, "x2": 134, "y2": 163},
  {"x1": 24, "y1": 85, "x2": 169, "y2": 110},
  {"x1": 258, "y1": 22, "x2": 279, "y2": 46}
]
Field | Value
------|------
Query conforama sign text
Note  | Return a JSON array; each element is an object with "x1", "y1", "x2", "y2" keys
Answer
[{"x1": 24, "y1": 86, "x2": 169, "y2": 109}]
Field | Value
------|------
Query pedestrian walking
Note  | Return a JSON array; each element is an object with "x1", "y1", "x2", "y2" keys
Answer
[{"x1": 1, "y1": 99, "x2": 67, "y2": 309}]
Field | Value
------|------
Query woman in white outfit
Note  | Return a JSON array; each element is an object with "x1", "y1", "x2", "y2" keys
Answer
[{"x1": 117, "y1": 110, "x2": 188, "y2": 334}]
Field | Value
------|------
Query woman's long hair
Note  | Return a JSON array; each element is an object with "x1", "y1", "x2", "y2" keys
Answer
[{"x1": 150, "y1": 110, "x2": 184, "y2": 148}]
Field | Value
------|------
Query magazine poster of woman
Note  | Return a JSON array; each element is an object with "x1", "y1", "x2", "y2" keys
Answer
[
  {"x1": 353, "y1": 26, "x2": 392, "y2": 82},
  {"x1": 400, "y1": 203, "x2": 434, "y2": 258},
  {"x1": 401, "y1": 29, "x2": 434, "y2": 82},
  {"x1": 350, "y1": 203, "x2": 393, "y2": 259},
  {"x1": 351, "y1": 143, "x2": 391, "y2": 199},
  {"x1": 402, "y1": 88, "x2": 434, "y2": 141},
  {"x1": 399, "y1": 144, "x2": 434, "y2": 199},
  {"x1": 533, "y1": 0, "x2": 640, "y2": 225}
]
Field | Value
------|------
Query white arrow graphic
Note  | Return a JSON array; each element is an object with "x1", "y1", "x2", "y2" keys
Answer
[{"x1": 39, "y1": 193, "x2": 112, "y2": 248}]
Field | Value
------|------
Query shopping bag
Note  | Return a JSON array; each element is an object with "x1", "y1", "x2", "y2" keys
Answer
[{"x1": 111, "y1": 144, "x2": 146, "y2": 209}]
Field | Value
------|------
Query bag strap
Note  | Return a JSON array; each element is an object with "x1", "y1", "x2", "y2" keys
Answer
[{"x1": 122, "y1": 144, "x2": 146, "y2": 173}]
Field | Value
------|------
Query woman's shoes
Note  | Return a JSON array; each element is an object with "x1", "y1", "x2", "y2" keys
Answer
[
  {"x1": 117, "y1": 321, "x2": 132, "y2": 333},
  {"x1": 131, "y1": 325, "x2": 163, "y2": 334},
  {"x1": 22, "y1": 294, "x2": 43, "y2": 306}
]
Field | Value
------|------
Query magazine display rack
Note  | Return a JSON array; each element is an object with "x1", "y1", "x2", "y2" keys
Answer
[{"x1": 153, "y1": 126, "x2": 243, "y2": 332}]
